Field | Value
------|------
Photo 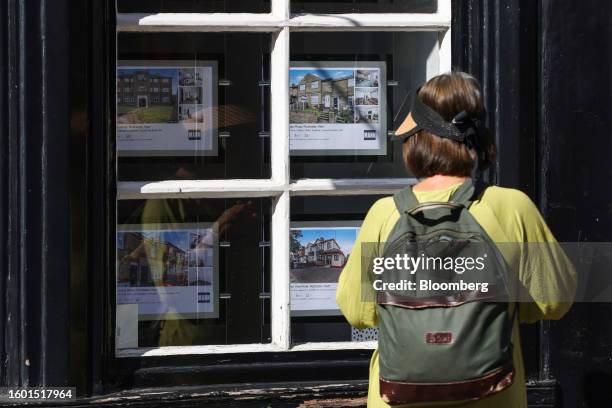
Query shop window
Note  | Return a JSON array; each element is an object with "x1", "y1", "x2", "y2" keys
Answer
[{"x1": 115, "y1": 0, "x2": 451, "y2": 357}]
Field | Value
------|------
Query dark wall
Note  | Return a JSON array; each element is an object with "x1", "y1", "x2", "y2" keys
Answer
[
  {"x1": 453, "y1": 1, "x2": 612, "y2": 407},
  {"x1": 0, "y1": 0, "x2": 106, "y2": 393},
  {"x1": 452, "y1": 0, "x2": 543, "y2": 386},
  {"x1": 539, "y1": 1, "x2": 612, "y2": 407},
  {"x1": 1, "y1": 0, "x2": 73, "y2": 388}
]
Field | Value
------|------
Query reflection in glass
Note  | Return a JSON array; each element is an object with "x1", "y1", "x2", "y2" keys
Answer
[{"x1": 116, "y1": 197, "x2": 271, "y2": 349}]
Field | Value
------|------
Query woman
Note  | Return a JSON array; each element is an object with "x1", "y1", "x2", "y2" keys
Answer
[{"x1": 336, "y1": 72, "x2": 576, "y2": 407}]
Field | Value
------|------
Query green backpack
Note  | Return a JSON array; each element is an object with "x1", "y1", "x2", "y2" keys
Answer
[{"x1": 376, "y1": 179, "x2": 516, "y2": 406}]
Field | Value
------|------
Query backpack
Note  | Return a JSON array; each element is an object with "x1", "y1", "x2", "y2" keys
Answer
[{"x1": 376, "y1": 178, "x2": 516, "y2": 406}]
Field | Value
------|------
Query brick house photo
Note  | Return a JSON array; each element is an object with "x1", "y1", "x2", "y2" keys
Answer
[
  {"x1": 117, "y1": 230, "x2": 199, "y2": 287},
  {"x1": 117, "y1": 68, "x2": 178, "y2": 124}
]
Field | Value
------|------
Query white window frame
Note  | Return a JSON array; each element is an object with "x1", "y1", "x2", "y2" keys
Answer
[{"x1": 115, "y1": 0, "x2": 451, "y2": 358}]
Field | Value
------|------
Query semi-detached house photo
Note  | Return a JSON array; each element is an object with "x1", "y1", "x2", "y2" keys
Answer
[{"x1": 289, "y1": 227, "x2": 358, "y2": 284}]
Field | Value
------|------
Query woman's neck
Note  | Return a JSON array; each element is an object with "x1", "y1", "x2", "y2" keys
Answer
[{"x1": 412, "y1": 175, "x2": 468, "y2": 192}]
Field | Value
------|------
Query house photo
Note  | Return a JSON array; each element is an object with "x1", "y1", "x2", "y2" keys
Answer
[
  {"x1": 179, "y1": 68, "x2": 203, "y2": 86},
  {"x1": 355, "y1": 106, "x2": 379, "y2": 124},
  {"x1": 116, "y1": 68, "x2": 179, "y2": 124},
  {"x1": 178, "y1": 104, "x2": 205, "y2": 123},
  {"x1": 289, "y1": 227, "x2": 358, "y2": 284},
  {"x1": 289, "y1": 68, "x2": 355, "y2": 124},
  {"x1": 355, "y1": 87, "x2": 379, "y2": 105},
  {"x1": 179, "y1": 86, "x2": 203, "y2": 104},
  {"x1": 117, "y1": 230, "x2": 190, "y2": 287},
  {"x1": 187, "y1": 266, "x2": 213, "y2": 287},
  {"x1": 355, "y1": 69, "x2": 380, "y2": 87}
]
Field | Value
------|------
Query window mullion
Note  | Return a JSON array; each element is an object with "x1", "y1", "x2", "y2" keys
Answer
[
  {"x1": 438, "y1": 0, "x2": 452, "y2": 21},
  {"x1": 271, "y1": 191, "x2": 291, "y2": 349},
  {"x1": 438, "y1": 0, "x2": 452, "y2": 74},
  {"x1": 439, "y1": 29, "x2": 452, "y2": 74},
  {"x1": 270, "y1": 27, "x2": 290, "y2": 184},
  {"x1": 271, "y1": 0, "x2": 290, "y2": 21},
  {"x1": 270, "y1": 26, "x2": 291, "y2": 350}
]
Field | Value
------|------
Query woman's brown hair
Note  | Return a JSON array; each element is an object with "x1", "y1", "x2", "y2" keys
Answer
[{"x1": 402, "y1": 72, "x2": 496, "y2": 178}]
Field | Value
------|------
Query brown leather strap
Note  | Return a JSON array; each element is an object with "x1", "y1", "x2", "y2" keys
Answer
[
  {"x1": 377, "y1": 287, "x2": 502, "y2": 309},
  {"x1": 380, "y1": 363, "x2": 514, "y2": 405}
]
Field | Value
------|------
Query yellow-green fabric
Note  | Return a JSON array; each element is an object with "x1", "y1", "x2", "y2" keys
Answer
[{"x1": 336, "y1": 183, "x2": 576, "y2": 408}]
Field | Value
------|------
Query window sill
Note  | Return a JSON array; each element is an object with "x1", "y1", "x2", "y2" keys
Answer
[{"x1": 116, "y1": 341, "x2": 377, "y2": 358}]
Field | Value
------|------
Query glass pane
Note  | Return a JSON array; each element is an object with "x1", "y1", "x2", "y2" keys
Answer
[
  {"x1": 118, "y1": 0, "x2": 269, "y2": 13},
  {"x1": 116, "y1": 197, "x2": 271, "y2": 349},
  {"x1": 116, "y1": 33, "x2": 271, "y2": 181},
  {"x1": 292, "y1": 0, "x2": 436, "y2": 14},
  {"x1": 290, "y1": 195, "x2": 384, "y2": 343},
  {"x1": 290, "y1": 31, "x2": 439, "y2": 179}
]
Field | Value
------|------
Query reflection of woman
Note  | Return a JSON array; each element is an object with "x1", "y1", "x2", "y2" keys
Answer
[
  {"x1": 134, "y1": 194, "x2": 255, "y2": 347},
  {"x1": 336, "y1": 72, "x2": 576, "y2": 408}
]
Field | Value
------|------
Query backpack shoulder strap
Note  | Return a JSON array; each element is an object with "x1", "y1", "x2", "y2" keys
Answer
[
  {"x1": 393, "y1": 185, "x2": 420, "y2": 214},
  {"x1": 449, "y1": 178, "x2": 488, "y2": 208}
]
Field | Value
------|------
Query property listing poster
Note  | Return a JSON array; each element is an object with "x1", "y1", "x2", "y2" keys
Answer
[
  {"x1": 116, "y1": 223, "x2": 219, "y2": 321},
  {"x1": 289, "y1": 61, "x2": 387, "y2": 156},
  {"x1": 116, "y1": 60, "x2": 218, "y2": 157},
  {"x1": 289, "y1": 221, "x2": 361, "y2": 316}
]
